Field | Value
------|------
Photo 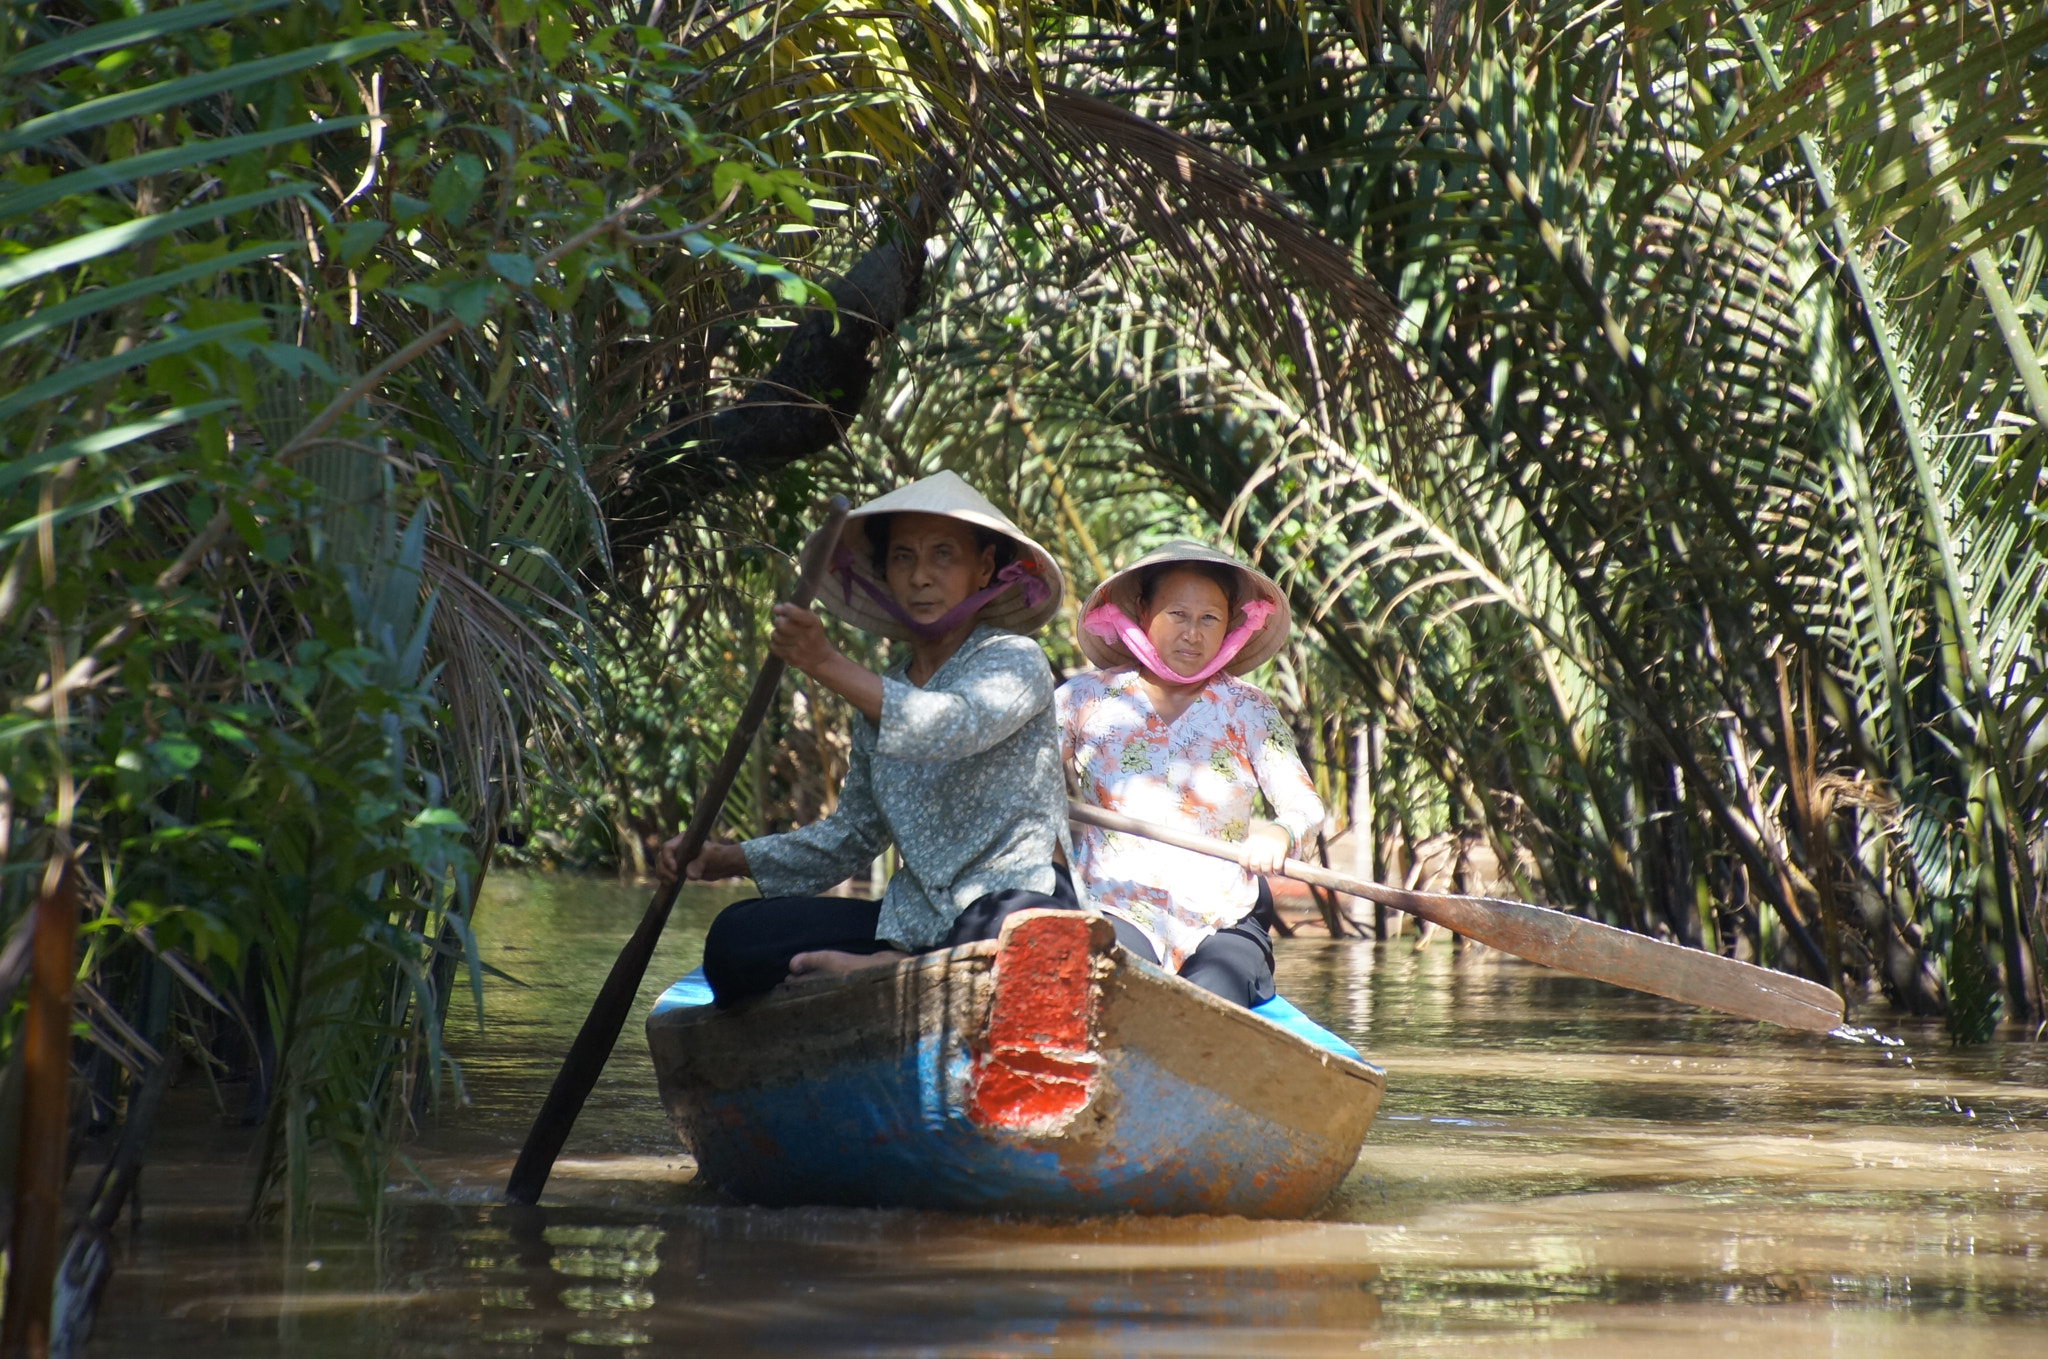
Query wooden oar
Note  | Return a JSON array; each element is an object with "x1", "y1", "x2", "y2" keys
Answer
[
  {"x1": 506, "y1": 497, "x2": 851, "y2": 1204},
  {"x1": 1068, "y1": 801, "x2": 1845, "y2": 1033}
]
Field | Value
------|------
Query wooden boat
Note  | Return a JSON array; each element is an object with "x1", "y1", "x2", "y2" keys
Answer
[{"x1": 645, "y1": 909, "x2": 1385, "y2": 1216}]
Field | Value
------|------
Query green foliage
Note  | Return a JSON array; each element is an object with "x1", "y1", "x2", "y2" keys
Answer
[
  {"x1": 0, "y1": 0, "x2": 957, "y2": 1217},
  {"x1": 1011, "y1": 0, "x2": 2047, "y2": 1023},
  {"x1": 8, "y1": 0, "x2": 2040, "y2": 1256},
  {"x1": 102, "y1": 513, "x2": 480, "y2": 1223},
  {"x1": 504, "y1": 528, "x2": 789, "y2": 870},
  {"x1": 618, "y1": 0, "x2": 2040, "y2": 1036},
  {"x1": 1945, "y1": 921, "x2": 2003, "y2": 1046}
]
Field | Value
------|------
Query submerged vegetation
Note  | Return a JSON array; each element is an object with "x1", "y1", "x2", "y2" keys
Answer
[{"x1": 0, "y1": 0, "x2": 2040, "y2": 1298}]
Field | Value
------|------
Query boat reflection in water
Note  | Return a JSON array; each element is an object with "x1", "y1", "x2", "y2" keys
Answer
[{"x1": 473, "y1": 1206, "x2": 1382, "y2": 1350}]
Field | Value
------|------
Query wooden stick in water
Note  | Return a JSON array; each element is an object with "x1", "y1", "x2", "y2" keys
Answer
[
  {"x1": 4, "y1": 858, "x2": 76, "y2": 1355},
  {"x1": 1068, "y1": 801, "x2": 1845, "y2": 1033},
  {"x1": 506, "y1": 497, "x2": 851, "y2": 1204}
]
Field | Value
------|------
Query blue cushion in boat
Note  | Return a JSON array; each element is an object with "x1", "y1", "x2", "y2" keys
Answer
[
  {"x1": 655, "y1": 966, "x2": 1360, "y2": 1061},
  {"x1": 654, "y1": 968, "x2": 715, "y2": 1014},
  {"x1": 1249, "y1": 993, "x2": 1363, "y2": 1061}
]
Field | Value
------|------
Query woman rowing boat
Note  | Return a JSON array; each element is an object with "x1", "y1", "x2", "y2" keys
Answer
[
  {"x1": 658, "y1": 472, "x2": 1084, "y2": 1007},
  {"x1": 1057, "y1": 542, "x2": 1324, "y2": 1007}
]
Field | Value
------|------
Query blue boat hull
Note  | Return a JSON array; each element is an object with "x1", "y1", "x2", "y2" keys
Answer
[{"x1": 647, "y1": 911, "x2": 1385, "y2": 1216}]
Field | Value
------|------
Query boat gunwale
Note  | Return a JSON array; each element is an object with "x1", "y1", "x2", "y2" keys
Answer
[
  {"x1": 1107, "y1": 947, "x2": 1386, "y2": 1084},
  {"x1": 648, "y1": 936, "x2": 999, "y2": 1032},
  {"x1": 645, "y1": 925, "x2": 1385, "y2": 1085}
]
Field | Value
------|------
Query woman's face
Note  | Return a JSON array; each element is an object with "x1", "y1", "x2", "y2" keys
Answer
[
  {"x1": 1139, "y1": 569, "x2": 1231, "y2": 679},
  {"x1": 884, "y1": 512, "x2": 996, "y2": 628}
]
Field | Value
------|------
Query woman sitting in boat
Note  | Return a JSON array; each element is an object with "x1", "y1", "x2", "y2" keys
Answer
[
  {"x1": 1057, "y1": 542, "x2": 1324, "y2": 1008},
  {"x1": 659, "y1": 471, "x2": 1080, "y2": 1007}
]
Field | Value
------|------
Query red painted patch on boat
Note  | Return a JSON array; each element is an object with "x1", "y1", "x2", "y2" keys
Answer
[{"x1": 969, "y1": 912, "x2": 1100, "y2": 1132}]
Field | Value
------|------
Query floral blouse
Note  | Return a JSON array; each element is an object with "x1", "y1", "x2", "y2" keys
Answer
[{"x1": 1056, "y1": 667, "x2": 1325, "y2": 970}]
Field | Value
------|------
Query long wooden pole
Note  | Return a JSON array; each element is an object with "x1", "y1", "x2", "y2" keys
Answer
[
  {"x1": 1069, "y1": 801, "x2": 1845, "y2": 1032},
  {"x1": 506, "y1": 498, "x2": 850, "y2": 1204},
  {"x1": 5, "y1": 858, "x2": 76, "y2": 1358}
]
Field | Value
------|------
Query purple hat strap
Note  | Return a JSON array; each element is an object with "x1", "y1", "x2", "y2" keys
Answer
[
  {"x1": 832, "y1": 543, "x2": 1050, "y2": 639},
  {"x1": 1081, "y1": 598, "x2": 1278, "y2": 685}
]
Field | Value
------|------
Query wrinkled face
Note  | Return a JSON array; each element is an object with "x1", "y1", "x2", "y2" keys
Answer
[
  {"x1": 884, "y1": 512, "x2": 996, "y2": 626},
  {"x1": 1139, "y1": 569, "x2": 1231, "y2": 677}
]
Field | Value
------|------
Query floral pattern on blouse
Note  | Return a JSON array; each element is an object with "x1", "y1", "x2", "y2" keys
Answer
[{"x1": 1056, "y1": 667, "x2": 1325, "y2": 970}]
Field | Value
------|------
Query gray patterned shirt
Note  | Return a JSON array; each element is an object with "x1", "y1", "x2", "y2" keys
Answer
[{"x1": 740, "y1": 625, "x2": 1074, "y2": 949}]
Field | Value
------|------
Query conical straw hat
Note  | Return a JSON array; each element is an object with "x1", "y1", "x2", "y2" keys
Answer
[
  {"x1": 822, "y1": 470, "x2": 1065, "y2": 639},
  {"x1": 1078, "y1": 540, "x2": 1290, "y2": 675}
]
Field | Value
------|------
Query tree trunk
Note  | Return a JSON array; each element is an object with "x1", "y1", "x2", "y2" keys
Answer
[
  {"x1": 603, "y1": 181, "x2": 950, "y2": 565},
  {"x1": 5, "y1": 860, "x2": 77, "y2": 1359}
]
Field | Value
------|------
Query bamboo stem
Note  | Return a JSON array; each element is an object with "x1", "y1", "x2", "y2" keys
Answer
[{"x1": 4, "y1": 858, "x2": 76, "y2": 1359}]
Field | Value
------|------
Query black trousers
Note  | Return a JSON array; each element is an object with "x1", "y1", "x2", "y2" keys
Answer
[
  {"x1": 702, "y1": 865, "x2": 1087, "y2": 1007},
  {"x1": 699, "y1": 866, "x2": 1274, "y2": 1009},
  {"x1": 1113, "y1": 876, "x2": 1278, "y2": 1009}
]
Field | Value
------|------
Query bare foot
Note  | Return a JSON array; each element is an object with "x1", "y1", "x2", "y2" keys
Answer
[{"x1": 786, "y1": 948, "x2": 908, "y2": 981}]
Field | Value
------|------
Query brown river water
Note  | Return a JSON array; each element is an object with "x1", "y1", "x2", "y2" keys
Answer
[{"x1": 89, "y1": 872, "x2": 2048, "y2": 1355}]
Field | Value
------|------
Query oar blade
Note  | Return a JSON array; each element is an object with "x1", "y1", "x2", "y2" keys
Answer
[{"x1": 1417, "y1": 891, "x2": 1845, "y2": 1032}]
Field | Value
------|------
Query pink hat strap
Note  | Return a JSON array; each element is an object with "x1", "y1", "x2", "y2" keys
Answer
[
  {"x1": 833, "y1": 543, "x2": 1048, "y2": 639},
  {"x1": 1081, "y1": 599, "x2": 1277, "y2": 684}
]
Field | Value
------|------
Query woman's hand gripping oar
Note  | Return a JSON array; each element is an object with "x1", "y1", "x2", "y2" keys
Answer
[
  {"x1": 506, "y1": 497, "x2": 852, "y2": 1205},
  {"x1": 1068, "y1": 801, "x2": 1845, "y2": 1033}
]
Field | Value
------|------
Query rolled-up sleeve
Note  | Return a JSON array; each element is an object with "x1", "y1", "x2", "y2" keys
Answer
[
  {"x1": 1249, "y1": 700, "x2": 1325, "y2": 848},
  {"x1": 876, "y1": 637, "x2": 1051, "y2": 763},
  {"x1": 742, "y1": 728, "x2": 889, "y2": 896}
]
